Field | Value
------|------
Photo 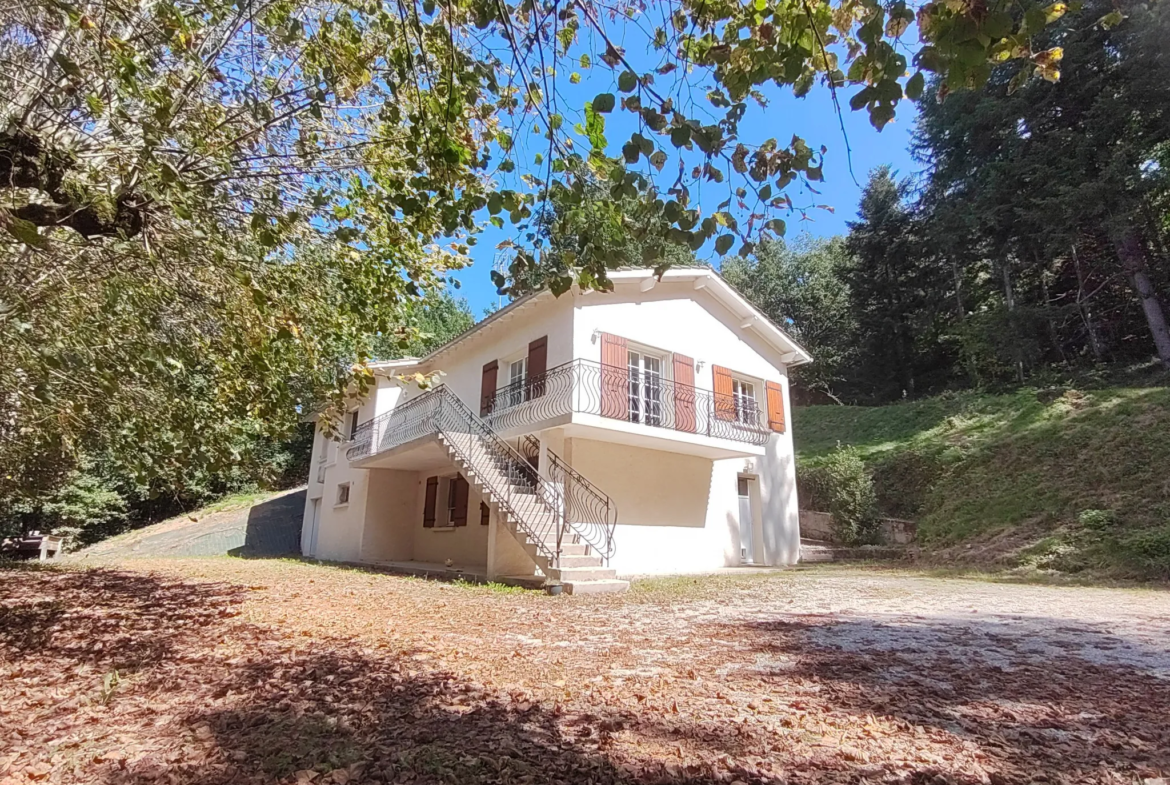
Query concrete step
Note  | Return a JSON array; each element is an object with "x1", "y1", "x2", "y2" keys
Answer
[
  {"x1": 556, "y1": 554, "x2": 604, "y2": 568},
  {"x1": 545, "y1": 566, "x2": 618, "y2": 582},
  {"x1": 564, "y1": 579, "x2": 629, "y2": 595}
]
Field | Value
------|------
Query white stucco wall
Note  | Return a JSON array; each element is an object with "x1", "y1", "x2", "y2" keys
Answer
[{"x1": 569, "y1": 280, "x2": 801, "y2": 574}]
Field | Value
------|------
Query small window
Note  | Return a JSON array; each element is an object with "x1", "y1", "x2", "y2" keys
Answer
[
  {"x1": 445, "y1": 477, "x2": 459, "y2": 525},
  {"x1": 336, "y1": 482, "x2": 351, "y2": 506},
  {"x1": 737, "y1": 477, "x2": 749, "y2": 497},
  {"x1": 348, "y1": 410, "x2": 360, "y2": 440},
  {"x1": 732, "y1": 379, "x2": 758, "y2": 425}
]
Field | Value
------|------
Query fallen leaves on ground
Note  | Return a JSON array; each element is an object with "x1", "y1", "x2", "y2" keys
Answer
[{"x1": 1, "y1": 559, "x2": 1168, "y2": 785}]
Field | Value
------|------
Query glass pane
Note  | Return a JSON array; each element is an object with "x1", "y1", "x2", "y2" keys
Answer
[{"x1": 738, "y1": 477, "x2": 749, "y2": 497}]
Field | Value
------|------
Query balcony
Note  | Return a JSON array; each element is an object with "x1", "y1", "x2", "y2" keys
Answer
[{"x1": 483, "y1": 359, "x2": 771, "y2": 455}]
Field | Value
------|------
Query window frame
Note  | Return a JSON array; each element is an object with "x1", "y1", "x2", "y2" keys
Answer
[
  {"x1": 335, "y1": 482, "x2": 351, "y2": 507},
  {"x1": 731, "y1": 377, "x2": 759, "y2": 426},
  {"x1": 430, "y1": 474, "x2": 459, "y2": 530},
  {"x1": 625, "y1": 341, "x2": 671, "y2": 426}
]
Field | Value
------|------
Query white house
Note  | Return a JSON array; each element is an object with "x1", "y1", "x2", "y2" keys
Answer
[{"x1": 301, "y1": 267, "x2": 812, "y2": 593}]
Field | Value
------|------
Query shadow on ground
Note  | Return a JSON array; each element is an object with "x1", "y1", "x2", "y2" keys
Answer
[
  {"x1": 712, "y1": 615, "x2": 1170, "y2": 781},
  {"x1": 237, "y1": 490, "x2": 305, "y2": 557}
]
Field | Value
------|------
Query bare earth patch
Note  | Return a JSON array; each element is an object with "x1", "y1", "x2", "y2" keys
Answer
[{"x1": 2, "y1": 559, "x2": 1168, "y2": 785}]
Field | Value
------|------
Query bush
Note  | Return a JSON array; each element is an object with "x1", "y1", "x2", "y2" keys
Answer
[{"x1": 801, "y1": 445, "x2": 881, "y2": 545}]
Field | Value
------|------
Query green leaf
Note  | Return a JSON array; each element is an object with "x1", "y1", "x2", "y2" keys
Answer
[
  {"x1": 618, "y1": 71, "x2": 638, "y2": 93},
  {"x1": 764, "y1": 218, "x2": 786, "y2": 236},
  {"x1": 849, "y1": 87, "x2": 874, "y2": 112},
  {"x1": 649, "y1": 151, "x2": 667, "y2": 171},
  {"x1": 592, "y1": 93, "x2": 616, "y2": 113},
  {"x1": 51, "y1": 52, "x2": 82, "y2": 79},
  {"x1": 715, "y1": 235, "x2": 734, "y2": 255},
  {"x1": 1097, "y1": 9, "x2": 1124, "y2": 28},
  {"x1": 905, "y1": 71, "x2": 925, "y2": 101},
  {"x1": 6, "y1": 217, "x2": 47, "y2": 248}
]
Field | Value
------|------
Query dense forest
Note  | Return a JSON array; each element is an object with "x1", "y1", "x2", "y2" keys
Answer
[{"x1": 726, "y1": 0, "x2": 1170, "y2": 405}]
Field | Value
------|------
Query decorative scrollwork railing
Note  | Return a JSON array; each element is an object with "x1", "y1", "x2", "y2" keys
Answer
[
  {"x1": 485, "y1": 359, "x2": 770, "y2": 446},
  {"x1": 345, "y1": 386, "x2": 570, "y2": 567},
  {"x1": 519, "y1": 435, "x2": 618, "y2": 564}
]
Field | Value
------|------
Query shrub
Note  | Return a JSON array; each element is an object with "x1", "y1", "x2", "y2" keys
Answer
[
  {"x1": 41, "y1": 472, "x2": 129, "y2": 548},
  {"x1": 802, "y1": 445, "x2": 881, "y2": 545}
]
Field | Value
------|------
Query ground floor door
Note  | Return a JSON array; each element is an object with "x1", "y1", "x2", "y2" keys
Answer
[
  {"x1": 305, "y1": 498, "x2": 320, "y2": 556},
  {"x1": 737, "y1": 477, "x2": 755, "y2": 564}
]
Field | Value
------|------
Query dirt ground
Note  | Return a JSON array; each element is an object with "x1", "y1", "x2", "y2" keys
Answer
[{"x1": 2, "y1": 559, "x2": 1168, "y2": 785}]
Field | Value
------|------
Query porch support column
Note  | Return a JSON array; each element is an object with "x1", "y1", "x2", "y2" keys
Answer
[{"x1": 485, "y1": 508, "x2": 499, "y2": 580}]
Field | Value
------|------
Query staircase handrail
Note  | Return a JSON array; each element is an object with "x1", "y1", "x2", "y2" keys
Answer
[
  {"x1": 520, "y1": 436, "x2": 618, "y2": 564},
  {"x1": 348, "y1": 386, "x2": 567, "y2": 567}
]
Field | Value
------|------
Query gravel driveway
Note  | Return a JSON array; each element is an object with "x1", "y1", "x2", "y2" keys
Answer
[{"x1": 2, "y1": 560, "x2": 1167, "y2": 784}]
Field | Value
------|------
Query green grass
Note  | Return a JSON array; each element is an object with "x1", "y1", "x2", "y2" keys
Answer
[{"x1": 794, "y1": 386, "x2": 1170, "y2": 580}]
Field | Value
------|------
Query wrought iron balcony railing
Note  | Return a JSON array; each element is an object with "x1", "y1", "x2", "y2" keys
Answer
[{"x1": 483, "y1": 359, "x2": 770, "y2": 446}]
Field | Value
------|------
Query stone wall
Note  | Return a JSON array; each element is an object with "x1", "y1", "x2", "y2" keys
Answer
[{"x1": 799, "y1": 510, "x2": 916, "y2": 545}]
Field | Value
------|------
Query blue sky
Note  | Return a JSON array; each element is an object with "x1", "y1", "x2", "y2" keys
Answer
[{"x1": 447, "y1": 48, "x2": 921, "y2": 316}]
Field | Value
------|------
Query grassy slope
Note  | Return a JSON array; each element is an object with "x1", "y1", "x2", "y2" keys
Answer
[{"x1": 794, "y1": 387, "x2": 1170, "y2": 579}]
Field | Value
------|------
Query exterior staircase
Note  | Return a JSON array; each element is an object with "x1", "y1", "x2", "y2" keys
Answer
[
  {"x1": 436, "y1": 431, "x2": 628, "y2": 594},
  {"x1": 349, "y1": 385, "x2": 626, "y2": 594}
]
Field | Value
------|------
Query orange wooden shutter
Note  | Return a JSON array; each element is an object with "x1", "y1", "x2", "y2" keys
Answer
[
  {"x1": 672, "y1": 353, "x2": 697, "y2": 433},
  {"x1": 712, "y1": 365, "x2": 736, "y2": 421},
  {"x1": 766, "y1": 381, "x2": 786, "y2": 433},
  {"x1": 480, "y1": 360, "x2": 498, "y2": 416},
  {"x1": 527, "y1": 335, "x2": 548, "y2": 398},
  {"x1": 423, "y1": 476, "x2": 438, "y2": 528},
  {"x1": 452, "y1": 475, "x2": 469, "y2": 526},
  {"x1": 480, "y1": 501, "x2": 490, "y2": 526},
  {"x1": 599, "y1": 333, "x2": 629, "y2": 420}
]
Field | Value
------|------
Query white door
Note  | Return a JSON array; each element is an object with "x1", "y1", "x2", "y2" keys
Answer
[
  {"x1": 737, "y1": 477, "x2": 755, "y2": 564},
  {"x1": 628, "y1": 351, "x2": 663, "y2": 425},
  {"x1": 305, "y1": 498, "x2": 321, "y2": 557}
]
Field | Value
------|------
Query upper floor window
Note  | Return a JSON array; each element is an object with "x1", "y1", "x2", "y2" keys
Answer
[
  {"x1": 628, "y1": 349, "x2": 664, "y2": 426},
  {"x1": 336, "y1": 482, "x2": 351, "y2": 506},
  {"x1": 506, "y1": 357, "x2": 528, "y2": 407},
  {"x1": 732, "y1": 379, "x2": 758, "y2": 425},
  {"x1": 347, "y1": 410, "x2": 359, "y2": 440}
]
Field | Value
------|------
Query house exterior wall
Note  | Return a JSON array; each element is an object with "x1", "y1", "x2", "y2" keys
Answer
[
  {"x1": 416, "y1": 294, "x2": 575, "y2": 409},
  {"x1": 358, "y1": 469, "x2": 418, "y2": 562},
  {"x1": 568, "y1": 280, "x2": 801, "y2": 574}
]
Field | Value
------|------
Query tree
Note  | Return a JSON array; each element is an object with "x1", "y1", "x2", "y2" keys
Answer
[
  {"x1": 845, "y1": 167, "x2": 951, "y2": 401},
  {"x1": 915, "y1": 0, "x2": 1170, "y2": 370},
  {"x1": 0, "y1": 0, "x2": 1079, "y2": 507},
  {"x1": 373, "y1": 293, "x2": 476, "y2": 359},
  {"x1": 722, "y1": 236, "x2": 857, "y2": 403}
]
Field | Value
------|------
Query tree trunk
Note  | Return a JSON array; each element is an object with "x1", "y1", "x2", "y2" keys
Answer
[
  {"x1": 1072, "y1": 244, "x2": 1106, "y2": 362},
  {"x1": 999, "y1": 257, "x2": 1025, "y2": 383},
  {"x1": 1114, "y1": 227, "x2": 1170, "y2": 368}
]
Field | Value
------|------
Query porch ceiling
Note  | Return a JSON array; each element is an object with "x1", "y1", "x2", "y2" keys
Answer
[
  {"x1": 349, "y1": 436, "x2": 453, "y2": 472},
  {"x1": 562, "y1": 414, "x2": 765, "y2": 460}
]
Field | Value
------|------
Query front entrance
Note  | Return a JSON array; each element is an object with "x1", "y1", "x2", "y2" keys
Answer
[{"x1": 737, "y1": 476, "x2": 755, "y2": 564}]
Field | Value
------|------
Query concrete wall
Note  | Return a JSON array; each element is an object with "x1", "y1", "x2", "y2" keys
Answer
[
  {"x1": 409, "y1": 473, "x2": 491, "y2": 568},
  {"x1": 359, "y1": 469, "x2": 418, "y2": 562}
]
